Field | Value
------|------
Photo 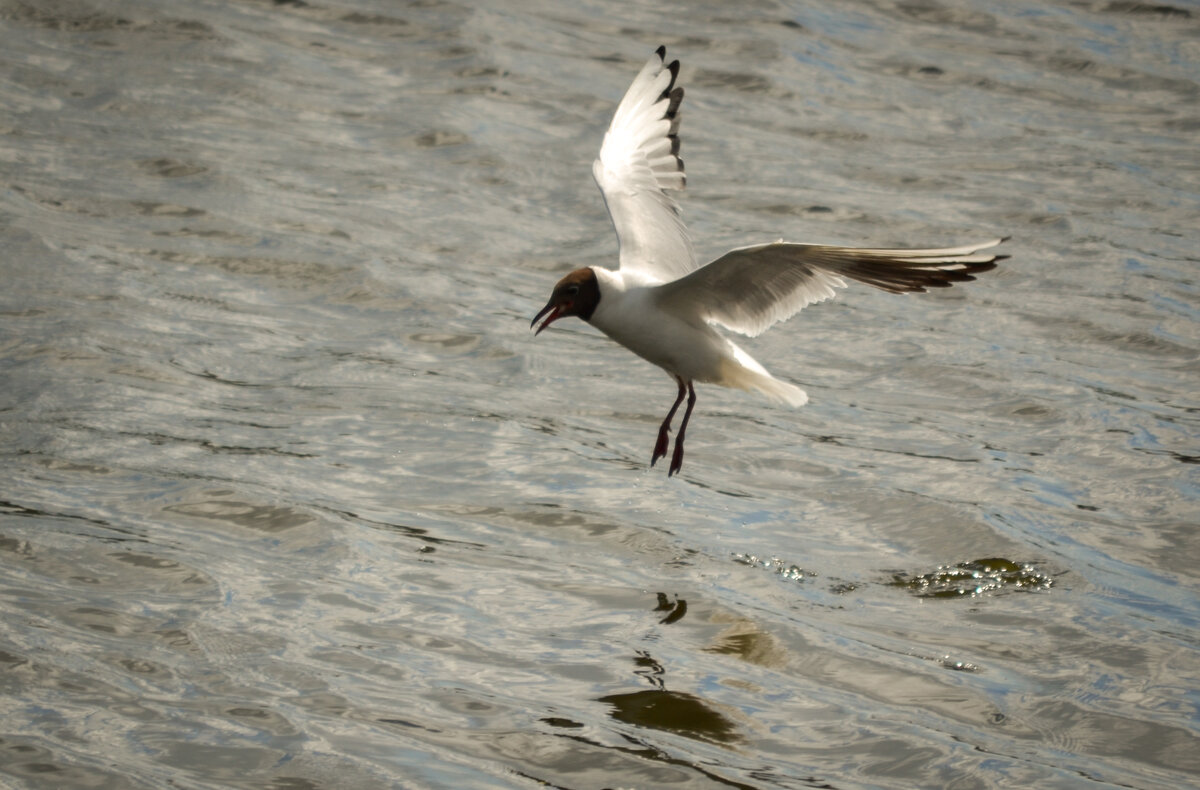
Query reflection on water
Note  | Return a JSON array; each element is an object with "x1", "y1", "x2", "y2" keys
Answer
[
  {"x1": 654, "y1": 592, "x2": 689, "y2": 624},
  {"x1": 1, "y1": 0, "x2": 1198, "y2": 788},
  {"x1": 600, "y1": 689, "x2": 741, "y2": 744}
]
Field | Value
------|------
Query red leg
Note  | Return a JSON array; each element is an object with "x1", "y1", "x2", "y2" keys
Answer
[
  {"x1": 652, "y1": 377, "x2": 687, "y2": 467},
  {"x1": 668, "y1": 381, "x2": 696, "y2": 477}
]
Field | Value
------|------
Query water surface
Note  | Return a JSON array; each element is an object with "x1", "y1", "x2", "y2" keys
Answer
[{"x1": 1, "y1": 0, "x2": 1197, "y2": 788}]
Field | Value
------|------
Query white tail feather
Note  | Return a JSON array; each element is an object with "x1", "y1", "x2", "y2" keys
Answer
[
  {"x1": 743, "y1": 372, "x2": 808, "y2": 407},
  {"x1": 717, "y1": 357, "x2": 808, "y2": 406}
]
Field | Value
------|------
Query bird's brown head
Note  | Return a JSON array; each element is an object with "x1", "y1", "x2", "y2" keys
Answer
[{"x1": 531, "y1": 268, "x2": 600, "y2": 335}]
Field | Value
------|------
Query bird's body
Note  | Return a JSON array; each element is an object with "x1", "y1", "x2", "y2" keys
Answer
[
  {"x1": 588, "y1": 266, "x2": 808, "y2": 406},
  {"x1": 532, "y1": 47, "x2": 1006, "y2": 475}
]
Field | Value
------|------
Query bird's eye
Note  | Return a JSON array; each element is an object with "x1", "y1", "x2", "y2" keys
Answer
[{"x1": 565, "y1": 285, "x2": 580, "y2": 296}]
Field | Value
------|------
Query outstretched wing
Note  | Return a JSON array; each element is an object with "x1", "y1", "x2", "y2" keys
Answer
[
  {"x1": 656, "y1": 238, "x2": 1007, "y2": 337},
  {"x1": 592, "y1": 46, "x2": 696, "y2": 283}
]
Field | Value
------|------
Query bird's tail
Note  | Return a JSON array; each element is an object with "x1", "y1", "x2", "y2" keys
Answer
[
  {"x1": 717, "y1": 354, "x2": 808, "y2": 407},
  {"x1": 741, "y1": 371, "x2": 809, "y2": 407}
]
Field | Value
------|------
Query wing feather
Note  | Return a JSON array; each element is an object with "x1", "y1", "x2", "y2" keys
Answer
[
  {"x1": 593, "y1": 47, "x2": 696, "y2": 282},
  {"x1": 656, "y1": 238, "x2": 1008, "y2": 336}
]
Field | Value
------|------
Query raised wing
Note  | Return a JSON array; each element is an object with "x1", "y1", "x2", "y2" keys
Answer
[
  {"x1": 656, "y1": 238, "x2": 1007, "y2": 336},
  {"x1": 593, "y1": 46, "x2": 696, "y2": 282}
]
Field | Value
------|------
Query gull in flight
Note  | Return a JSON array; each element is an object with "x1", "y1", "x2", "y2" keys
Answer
[{"x1": 532, "y1": 46, "x2": 1006, "y2": 476}]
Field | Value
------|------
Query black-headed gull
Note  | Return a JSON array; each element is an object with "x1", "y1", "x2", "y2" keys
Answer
[{"x1": 532, "y1": 46, "x2": 1006, "y2": 476}]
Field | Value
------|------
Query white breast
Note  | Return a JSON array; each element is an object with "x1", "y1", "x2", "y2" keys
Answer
[{"x1": 588, "y1": 268, "x2": 731, "y2": 383}]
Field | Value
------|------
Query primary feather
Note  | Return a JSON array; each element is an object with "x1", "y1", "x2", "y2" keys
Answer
[
  {"x1": 593, "y1": 47, "x2": 695, "y2": 282},
  {"x1": 656, "y1": 239, "x2": 1007, "y2": 337}
]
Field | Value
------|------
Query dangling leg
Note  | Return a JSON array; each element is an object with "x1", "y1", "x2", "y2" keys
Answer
[
  {"x1": 651, "y1": 376, "x2": 687, "y2": 467},
  {"x1": 668, "y1": 381, "x2": 696, "y2": 477}
]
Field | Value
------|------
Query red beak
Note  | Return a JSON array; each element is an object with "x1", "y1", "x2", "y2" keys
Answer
[{"x1": 531, "y1": 302, "x2": 562, "y2": 336}]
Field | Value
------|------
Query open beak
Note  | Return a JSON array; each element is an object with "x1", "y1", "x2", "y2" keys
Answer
[{"x1": 531, "y1": 302, "x2": 562, "y2": 336}]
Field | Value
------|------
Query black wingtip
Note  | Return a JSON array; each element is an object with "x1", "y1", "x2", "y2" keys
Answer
[
  {"x1": 663, "y1": 85, "x2": 684, "y2": 118},
  {"x1": 666, "y1": 59, "x2": 680, "y2": 89},
  {"x1": 655, "y1": 45, "x2": 666, "y2": 60}
]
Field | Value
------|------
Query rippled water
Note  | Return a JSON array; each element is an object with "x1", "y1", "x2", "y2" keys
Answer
[{"x1": 2, "y1": 0, "x2": 1197, "y2": 788}]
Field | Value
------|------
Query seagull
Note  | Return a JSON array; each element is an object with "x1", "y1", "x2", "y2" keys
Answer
[{"x1": 531, "y1": 46, "x2": 1006, "y2": 476}]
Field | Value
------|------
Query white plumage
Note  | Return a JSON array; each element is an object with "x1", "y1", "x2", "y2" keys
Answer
[{"x1": 532, "y1": 47, "x2": 1006, "y2": 475}]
